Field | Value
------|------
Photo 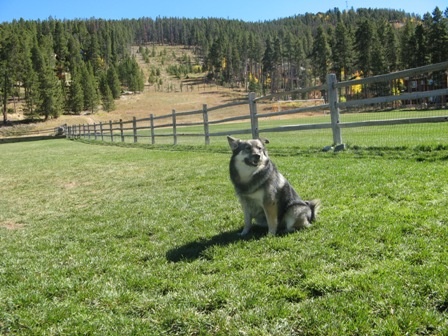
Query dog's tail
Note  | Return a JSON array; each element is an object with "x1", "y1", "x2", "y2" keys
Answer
[{"x1": 306, "y1": 199, "x2": 321, "y2": 223}]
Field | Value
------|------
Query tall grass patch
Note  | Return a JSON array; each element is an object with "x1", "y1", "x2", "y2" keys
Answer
[{"x1": 1, "y1": 139, "x2": 447, "y2": 335}]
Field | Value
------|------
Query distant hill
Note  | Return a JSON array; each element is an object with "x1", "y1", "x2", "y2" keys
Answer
[{"x1": 1, "y1": 6, "x2": 447, "y2": 125}]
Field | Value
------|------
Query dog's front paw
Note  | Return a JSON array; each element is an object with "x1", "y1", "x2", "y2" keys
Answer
[{"x1": 239, "y1": 229, "x2": 250, "y2": 236}]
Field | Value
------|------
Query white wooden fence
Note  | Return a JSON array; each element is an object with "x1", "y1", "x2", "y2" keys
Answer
[{"x1": 66, "y1": 61, "x2": 448, "y2": 147}]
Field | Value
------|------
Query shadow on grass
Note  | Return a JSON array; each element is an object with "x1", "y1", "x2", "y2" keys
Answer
[{"x1": 166, "y1": 227, "x2": 266, "y2": 263}]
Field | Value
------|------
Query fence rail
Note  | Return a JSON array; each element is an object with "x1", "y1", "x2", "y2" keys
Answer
[{"x1": 67, "y1": 61, "x2": 448, "y2": 148}]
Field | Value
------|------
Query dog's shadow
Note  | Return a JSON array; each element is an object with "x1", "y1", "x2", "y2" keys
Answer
[{"x1": 166, "y1": 227, "x2": 266, "y2": 263}]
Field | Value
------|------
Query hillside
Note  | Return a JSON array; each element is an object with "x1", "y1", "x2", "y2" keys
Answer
[
  {"x1": 1, "y1": 7, "x2": 447, "y2": 136},
  {"x1": 2, "y1": 45, "x2": 249, "y2": 136}
]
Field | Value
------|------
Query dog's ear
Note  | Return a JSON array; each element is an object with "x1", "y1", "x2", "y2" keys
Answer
[
  {"x1": 227, "y1": 136, "x2": 240, "y2": 151},
  {"x1": 259, "y1": 137, "x2": 269, "y2": 144}
]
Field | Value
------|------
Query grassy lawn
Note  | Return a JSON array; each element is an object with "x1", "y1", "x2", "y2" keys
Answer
[{"x1": 1, "y1": 139, "x2": 447, "y2": 335}]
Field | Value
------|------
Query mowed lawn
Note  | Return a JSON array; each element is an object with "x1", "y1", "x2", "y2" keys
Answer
[{"x1": 0, "y1": 139, "x2": 447, "y2": 335}]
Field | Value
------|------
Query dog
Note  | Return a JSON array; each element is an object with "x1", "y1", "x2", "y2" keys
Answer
[{"x1": 227, "y1": 136, "x2": 320, "y2": 236}]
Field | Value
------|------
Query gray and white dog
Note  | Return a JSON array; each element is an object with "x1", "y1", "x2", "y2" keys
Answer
[{"x1": 227, "y1": 136, "x2": 320, "y2": 236}]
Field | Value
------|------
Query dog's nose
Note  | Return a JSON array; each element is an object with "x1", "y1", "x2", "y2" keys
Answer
[{"x1": 252, "y1": 154, "x2": 260, "y2": 161}]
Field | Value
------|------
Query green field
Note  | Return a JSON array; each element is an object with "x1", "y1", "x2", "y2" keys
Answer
[{"x1": 1, "y1": 139, "x2": 447, "y2": 335}]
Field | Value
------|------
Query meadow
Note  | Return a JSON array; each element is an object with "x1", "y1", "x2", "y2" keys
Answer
[{"x1": 0, "y1": 138, "x2": 447, "y2": 335}]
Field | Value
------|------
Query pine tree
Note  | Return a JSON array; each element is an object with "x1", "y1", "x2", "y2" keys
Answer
[
  {"x1": 230, "y1": 45, "x2": 241, "y2": 85},
  {"x1": 98, "y1": 72, "x2": 116, "y2": 112},
  {"x1": 208, "y1": 36, "x2": 225, "y2": 76},
  {"x1": 272, "y1": 37, "x2": 282, "y2": 92},
  {"x1": 117, "y1": 55, "x2": 144, "y2": 92},
  {"x1": 311, "y1": 26, "x2": 331, "y2": 84},
  {"x1": 68, "y1": 73, "x2": 84, "y2": 114},
  {"x1": 53, "y1": 20, "x2": 69, "y2": 70},
  {"x1": 67, "y1": 35, "x2": 83, "y2": 73},
  {"x1": 101, "y1": 85, "x2": 115, "y2": 112},
  {"x1": 384, "y1": 23, "x2": 399, "y2": 71},
  {"x1": 413, "y1": 24, "x2": 429, "y2": 67},
  {"x1": 87, "y1": 34, "x2": 102, "y2": 74},
  {"x1": 0, "y1": 31, "x2": 21, "y2": 124},
  {"x1": 370, "y1": 27, "x2": 389, "y2": 95},
  {"x1": 332, "y1": 21, "x2": 353, "y2": 81},
  {"x1": 81, "y1": 63, "x2": 99, "y2": 113},
  {"x1": 400, "y1": 20, "x2": 416, "y2": 69},
  {"x1": 30, "y1": 35, "x2": 64, "y2": 120},
  {"x1": 371, "y1": 22, "x2": 388, "y2": 76},
  {"x1": 106, "y1": 65, "x2": 121, "y2": 99},
  {"x1": 294, "y1": 39, "x2": 308, "y2": 94},
  {"x1": 428, "y1": 7, "x2": 448, "y2": 63},
  {"x1": 355, "y1": 19, "x2": 374, "y2": 77},
  {"x1": 18, "y1": 33, "x2": 39, "y2": 116},
  {"x1": 262, "y1": 38, "x2": 274, "y2": 95},
  {"x1": 38, "y1": 67, "x2": 64, "y2": 120}
]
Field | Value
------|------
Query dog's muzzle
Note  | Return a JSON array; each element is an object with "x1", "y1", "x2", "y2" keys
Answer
[{"x1": 244, "y1": 154, "x2": 261, "y2": 166}]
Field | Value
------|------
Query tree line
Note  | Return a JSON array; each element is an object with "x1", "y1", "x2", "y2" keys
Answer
[
  {"x1": 1, "y1": 6, "x2": 447, "y2": 124},
  {"x1": 0, "y1": 18, "x2": 144, "y2": 123}
]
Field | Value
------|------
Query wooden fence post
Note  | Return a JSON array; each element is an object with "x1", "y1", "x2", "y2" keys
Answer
[
  {"x1": 109, "y1": 120, "x2": 114, "y2": 142},
  {"x1": 202, "y1": 104, "x2": 210, "y2": 145},
  {"x1": 99, "y1": 122, "x2": 104, "y2": 141},
  {"x1": 119, "y1": 119, "x2": 124, "y2": 142},
  {"x1": 93, "y1": 123, "x2": 98, "y2": 141},
  {"x1": 327, "y1": 73, "x2": 343, "y2": 146},
  {"x1": 150, "y1": 114, "x2": 155, "y2": 144},
  {"x1": 172, "y1": 109, "x2": 177, "y2": 145},
  {"x1": 249, "y1": 92, "x2": 259, "y2": 139},
  {"x1": 132, "y1": 117, "x2": 138, "y2": 143}
]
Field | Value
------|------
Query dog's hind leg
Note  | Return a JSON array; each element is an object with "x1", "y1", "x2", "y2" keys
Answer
[
  {"x1": 284, "y1": 209, "x2": 311, "y2": 233},
  {"x1": 283, "y1": 200, "x2": 320, "y2": 233}
]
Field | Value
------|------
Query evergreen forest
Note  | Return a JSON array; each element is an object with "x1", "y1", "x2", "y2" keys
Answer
[{"x1": 1, "y1": 6, "x2": 448, "y2": 124}]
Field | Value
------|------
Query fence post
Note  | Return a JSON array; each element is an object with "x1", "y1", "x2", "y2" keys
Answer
[
  {"x1": 202, "y1": 104, "x2": 210, "y2": 145},
  {"x1": 172, "y1": 109, "x2": 177, "y2": 145},
  {"x1": 109, "y1": 120, "x2": 114, "y2": 142},
  {"x1": 93, "y1": 123, "x2": 98, "y2": 141},
  {"x1": 99, "y1": 122, "x2": 104, "y2": 141},
  {"x1": 150, "y1": 114, "x2": 155, "y2": 144},
  {"x1": 327, "y1": 73, "x2": 343, "y2": 146},
  {"x1": 249, "y1": 92, "x2": 259, "y2": 139},
  {"x1": 132, "y1": 117, "x2": 138, "y2": 143},
  {"x1": 120, "y1": 119, "x2": 124, "y2": 142}
]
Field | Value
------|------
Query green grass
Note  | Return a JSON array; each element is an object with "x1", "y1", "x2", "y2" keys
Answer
[{"x1": 1, "y1": 139, "x2": 448, "y2": 335}]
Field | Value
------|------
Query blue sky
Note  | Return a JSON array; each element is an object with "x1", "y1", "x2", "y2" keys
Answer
[{"x1": 0, "y1": 0, "x2": 446, "y2": 23}]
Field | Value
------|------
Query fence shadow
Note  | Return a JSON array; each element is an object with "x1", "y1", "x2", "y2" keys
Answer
[
  {"x1": 166, "y1": 227, "x2": 267, "y2": 263},
  {"x1": 0, "y1": 135, "x2": 65, "y2": 144}
]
